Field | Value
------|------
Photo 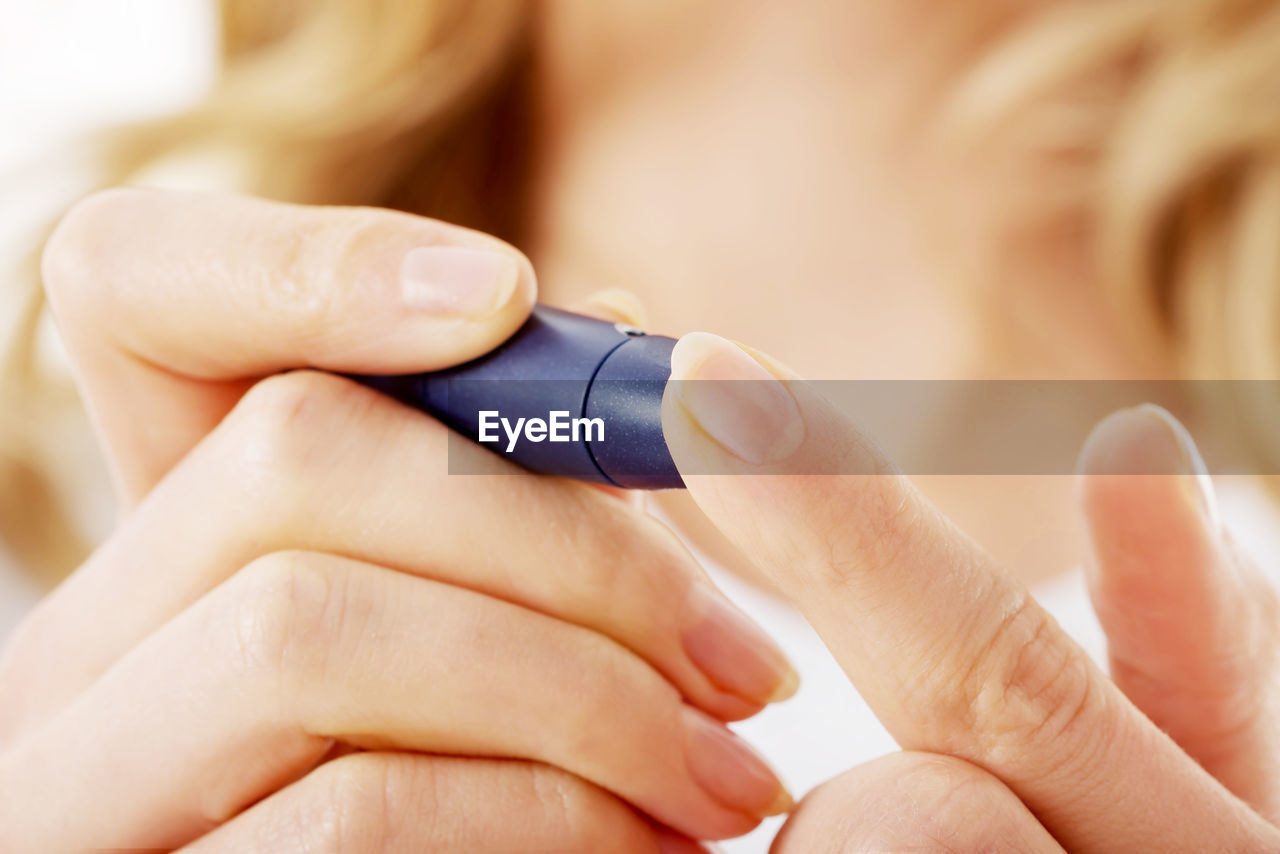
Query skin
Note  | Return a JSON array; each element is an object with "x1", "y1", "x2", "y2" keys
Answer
[
  {"x1": 531, "y1": 0, "x2": 1168, "y2": 584},
  {"x1": 663, "y1": 335, "x2": 1280, "y2": 851},
  {"x1": 2, "y1": 1, "x2": 1279, "y2": 851},
  {"x1": 0, "y1": 192, "x2": 795, "y2": 852}
]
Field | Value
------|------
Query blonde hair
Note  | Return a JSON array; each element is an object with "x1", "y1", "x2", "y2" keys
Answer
[
  {"x1": 935, "y1": 0, "x2": 1280, "y2": 475},
  {"x1": 4, "y1": 0, "x2": 1279, "y2": 583}
]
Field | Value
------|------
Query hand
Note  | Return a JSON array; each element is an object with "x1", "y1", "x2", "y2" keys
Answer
[
  {"x1": 0, "y1": 190, "x2": 796, "y2": 853},
  {"x1": 661, "y1": 333, "x2": 1280, "y2": 852}
]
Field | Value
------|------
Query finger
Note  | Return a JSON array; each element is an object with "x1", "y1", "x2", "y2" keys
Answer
[
  {"x1": 0, "y1": 374, "x2": 795, "y2": 741},
  {"x1": 574, "y1": 287, "x2": 649, "y2": 328},
  {"x1": 661, "y1": 333, "x2": 1280, "y2": 853},
  {"x1": 772, "y1": 752, "x2": 1065, "y2": 854},
  {"x1": 180, "y1": 752, "x2": 709, "y2": 854},
  {"x1": 1078, "y1": 405, "x2": 1280, "y2": 819},
  {"x1": 0, "y1": 552, "x2": 787, "y2": 850},
  {"x1": 41, "y1": 188, "x2": 536, "y2": 501}
]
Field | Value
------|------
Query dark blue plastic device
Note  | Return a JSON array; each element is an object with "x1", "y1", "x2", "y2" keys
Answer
[{"x1": 355, "y1": 305, "x2": 683, "y2": 489}]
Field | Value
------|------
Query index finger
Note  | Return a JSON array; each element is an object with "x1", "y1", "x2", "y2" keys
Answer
[
  {"x1": 41, "y1": 188, "x2": 535, "y2": 502},
  {"x1": 660, "y1": 333, "x2": 1278, "y2": 853}
]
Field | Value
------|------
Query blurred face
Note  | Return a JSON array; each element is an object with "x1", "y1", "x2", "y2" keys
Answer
[
  {"x1": 530, "y1": 0, "x2": 1156, "y2": 383},
  {"x1": 529, "y1": 0, "x2": 1168, "y2": 583},
  {"x1": 531, "y1": 0, "x2": 959, "y2": 380}
]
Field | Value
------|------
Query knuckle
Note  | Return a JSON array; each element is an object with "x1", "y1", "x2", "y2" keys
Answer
[
  {"x1": 801, "y1": 754, "x2": 1022, "y2": 854},
  {"x1": 220, "y1": 371, "x2": 369, "y2": 491},
  {"x1": 255, "y1": 211, "x2": 351, "y2": 334},
  {"x1": 232, "y1": 369, "x2": 353, "y2": 437},
  {"x1": 522, "y1": 764, "x2": 648, "y2": 853},
  {"x1": 301, "y1": 754, "x2": 402, "y2": 853},
  {"x1": 262, "y1": 207, "x2": 392, "y2": 339},
  {"x1": 526, "y1": 764, "x2": 599, "y2": 847},
  {"x1": 221, "y1": 551, "x2": 354, "y2": 683},
  {"x1": 957, "y1": 595, "x2": 1101, "y2": 764},
  {"x1": 41, "y1": 187, "x2": 154, "y2": 314}
]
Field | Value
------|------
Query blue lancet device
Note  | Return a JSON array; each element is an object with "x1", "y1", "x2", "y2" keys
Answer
[{"x1": 355, "y1": 305, "x2": 683, "y2": 489}]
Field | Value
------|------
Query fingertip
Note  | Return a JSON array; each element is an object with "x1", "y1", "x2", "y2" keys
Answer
[
  {"x1": 1078, "y1": 405, "x2": 1206, "y2": 476},
  {"x1": 1076, "y1": 405, "x2": 1220, "y2": 536},
  {"x1": 769, "y1": 666, "x2": 801, "y2": 703},
  {"x1": 680, "y1": 580, "x2": 799, "y2": 710},
  {"x1": 680, "y1": 705, "x2": 792, "y2": 822},
  {"x1": 666, "y1": 333, "x2": 806, "y2": 467},
  {"x1": 1075, "y1": 407, "x2": 1238, "y2": 686},
  {"x1": 577, "y1": 287, "x2": 649, "y2": 327}
]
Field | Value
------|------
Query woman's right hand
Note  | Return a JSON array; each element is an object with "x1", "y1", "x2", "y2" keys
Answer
[{"x1": 0, "y1": 189, "x2": 795, "y2": 852}]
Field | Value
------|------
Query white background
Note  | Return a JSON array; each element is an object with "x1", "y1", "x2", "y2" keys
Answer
[{"x1": 0, "y1": 1, "x2": 215, "y2": 636}]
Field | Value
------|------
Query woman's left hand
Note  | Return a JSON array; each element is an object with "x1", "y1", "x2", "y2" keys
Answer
[{"x1": 661, "y1": 333, "x2": 1280, "y2": 853}]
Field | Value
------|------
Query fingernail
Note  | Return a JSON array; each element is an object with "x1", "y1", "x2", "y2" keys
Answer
[
  {"x1": 669, "y1": 332, "x2": 805, "y2": 464},
  {"x1": 399, "y1": 246, "x2": 520, "y2": 316},
  {"x1": 1078, "y1": 404, "x2": 1220, "y2": 530},
  {"x1": 682, "y1": 583, "x2": 799, "y2": 705},
  {"x1": 681, "y1": 706, "x2": 793, "y2": 818}
]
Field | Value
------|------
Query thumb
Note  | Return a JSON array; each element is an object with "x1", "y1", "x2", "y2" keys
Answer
[
  {"x1": 1078, "y1": 404, "x2": 1280, "y2": 820},
  {"x1": 41, "y1": 189, "x2": 536, "y2": 502}
]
